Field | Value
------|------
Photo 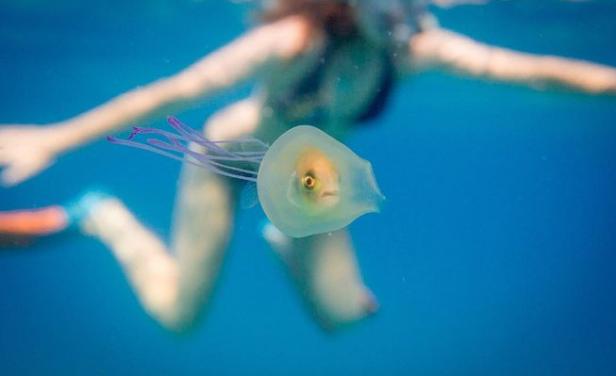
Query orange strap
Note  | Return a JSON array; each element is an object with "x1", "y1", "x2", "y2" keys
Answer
[{"x1": 0, "y1": 206, "x2": 69, "y2": 236}]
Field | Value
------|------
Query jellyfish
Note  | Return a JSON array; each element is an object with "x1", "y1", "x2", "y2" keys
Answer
[{"x1": 107, "y1": 117, "x2": 385, "y2": 237}]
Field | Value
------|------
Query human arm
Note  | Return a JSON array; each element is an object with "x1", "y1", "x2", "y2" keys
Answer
[
  {"x1": 407, "y1": 27, "x2": 616, "y2": 94},
  {"x1": 0, "y1": 16, "x2": 311, "y2": 186}
]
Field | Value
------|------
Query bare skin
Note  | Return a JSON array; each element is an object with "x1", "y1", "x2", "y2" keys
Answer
[
  {"x1": 409, "y1": 28, "x2": 616, "y2": 93},
  {"x1": 1, "y1": 11, "x2": 615, "y2": 332}
]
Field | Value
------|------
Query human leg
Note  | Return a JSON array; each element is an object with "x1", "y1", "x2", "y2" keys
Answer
[
  {"x1": 82, "y1": 99, "x2": 262, "y2": 330},
  {"x1": 263, "y1": 224, "x2": 378, "y2": 331}
]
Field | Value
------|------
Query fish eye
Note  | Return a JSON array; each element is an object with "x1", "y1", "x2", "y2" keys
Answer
[{"x1": 302, "y1": 173, "x2": 317, "y2": 190}]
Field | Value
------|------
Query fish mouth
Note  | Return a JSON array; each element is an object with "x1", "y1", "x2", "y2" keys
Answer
[{"x1": 320, "y1": 190, "x2": 339, "y2": 198}]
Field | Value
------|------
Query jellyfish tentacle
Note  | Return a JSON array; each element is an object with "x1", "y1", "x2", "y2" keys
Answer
[
  {"x1": 166, "y1": 116, "x2": 236, "y2": 157},
  {"x1": 129, "y1": 127, "x2": 183, "y2": 145},
  {"x1": 107, "y1": 136, "x2": 203, "y2": 167},
  {"x1": 145, "y1": 138, "x2": 263, "y2": 164},
  {"x1": 162, "y1": 117, "x2": 269, "y2": 158},
  {"x1": 127, "y1": 122, "x2": 265, "y2": 165},
  {"x1": 108, "y1": 135, "x2": 258, "y2": 182},
  {"x1": 233, "y1": 151, "x2": 267, "y2": 156},
  {"x1": 107, "y1": 118, "x2": 266, "y2": 183},
  {"x1": 214, "y1": 137, "x2": 270, "y2": 150},
  {"x1": 130, "y1": 126, "x2": 264, "y2": 162},
  {"x1": 146, "y1": 138, "x2": 260, "y2": 177}
]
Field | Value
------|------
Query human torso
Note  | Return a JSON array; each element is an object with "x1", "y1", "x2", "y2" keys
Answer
[{"x1": 254, "y1": 32, "x2": 400, "y2": 143}]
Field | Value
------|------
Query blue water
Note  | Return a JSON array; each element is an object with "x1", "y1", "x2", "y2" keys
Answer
[{"x1": 1, "y1": 1, "x2": 615, "y2": 374}]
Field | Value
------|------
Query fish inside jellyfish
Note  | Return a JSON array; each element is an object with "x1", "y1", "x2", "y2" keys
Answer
[{"x1": 107, "y1": 117, "x2": 385, "y2": 238}]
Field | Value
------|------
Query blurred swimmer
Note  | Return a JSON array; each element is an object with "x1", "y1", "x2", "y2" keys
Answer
[{"x1": 1, "y1": 0, "x2": 616, "y2": 331}]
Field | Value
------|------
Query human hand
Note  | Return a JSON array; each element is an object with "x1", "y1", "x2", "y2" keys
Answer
[{"x1": 0, "y1": 125, "x2": 58, "y2": 187}]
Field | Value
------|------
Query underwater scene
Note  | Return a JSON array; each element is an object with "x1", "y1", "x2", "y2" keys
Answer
[{"x1": 1, "y1": 0, "x2": 615, "y2": 374}]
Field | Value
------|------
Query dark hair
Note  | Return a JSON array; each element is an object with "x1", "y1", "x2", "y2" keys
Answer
[{"x1": 259, "y1": 0, "x2": 359, "y2": 38}]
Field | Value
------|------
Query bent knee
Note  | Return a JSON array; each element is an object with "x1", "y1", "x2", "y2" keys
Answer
[
  {"x1": 135, "y1": 270, "x2": 194, "y2": 332},
  {"x1": 144, "y1": 291, "x2": 193, "y2": 332},
  {"x1": 141, "y1": 283, "x2": 207, "y2": 333}
]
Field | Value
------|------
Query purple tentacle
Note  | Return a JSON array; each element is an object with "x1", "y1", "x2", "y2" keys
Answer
[
  {"x1": 108, "y1": 136, "x2": 258, "y2": 182},
  {"x1": 167, "y1": 116, "x2": 269, "y2": 155},
  {"x1": 128, "y1": 125, "x2": 265, "y2": 161},
  {"x1": 107, "y1": 117, "x2": 267, "y2": 183},
  {"x1": 129, "y1": 127, "x2": 182, "y2": 145},
  {"x1": 146, "y1": 138, "x2": 260, "y2": 177},
  {"x1": 211, "y1": 137, "x2": 270, "y2": 150},
  {"x1": 146, "y1": 137, "x2": 263, "y2": 164},
  {"x1": 166, "y1": 116, "x2": 235, "y2": 156}
]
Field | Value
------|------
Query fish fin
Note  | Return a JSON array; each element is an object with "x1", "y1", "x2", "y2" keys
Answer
[{"x1": 239, "y1": 182, "x2": 259, "y2": 210}]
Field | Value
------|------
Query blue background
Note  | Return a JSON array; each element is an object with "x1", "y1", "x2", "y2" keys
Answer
[{"x1": 1, "y1": 1, "x2": 615, "y2": 374}]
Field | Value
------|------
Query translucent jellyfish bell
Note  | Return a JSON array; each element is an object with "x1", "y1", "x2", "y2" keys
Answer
[
  {"x1": 257, "y1": 126, "x2": 384, "y2": 237},
  {"x1": 108, "y1": 117, "x2": 385, "y2": 238}
]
